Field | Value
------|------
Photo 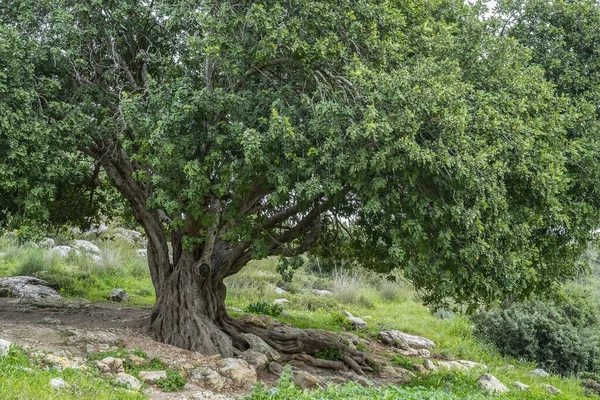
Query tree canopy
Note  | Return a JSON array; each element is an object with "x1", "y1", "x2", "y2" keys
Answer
[{"x1": 1, "y1": 0, "x2": 599, "y2": 357}]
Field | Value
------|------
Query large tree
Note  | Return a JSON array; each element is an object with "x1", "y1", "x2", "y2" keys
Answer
[{"x1": 1, "y1": 0, "x2": 598, "y2": 369}]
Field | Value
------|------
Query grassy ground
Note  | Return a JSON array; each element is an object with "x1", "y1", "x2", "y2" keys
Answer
[
  {"x1": 0, "y1": 233, "x2": 598, "y2": 399},
  {"x1": 0, "y1": 346, "x2": 145, "y2": 400}
]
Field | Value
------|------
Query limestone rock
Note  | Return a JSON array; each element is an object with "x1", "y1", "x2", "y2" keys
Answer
[
  {"x1": 531, "y1": 368, "x2": 550, "y2": 377},
  {"x1": 38, "y1": 238, "x2": 56, "y2": 247},
  {"x1": 51, "y1": 245, "x2": 78, "y2": 258},
  {"x1": 217, "y1": 358, "x2": 257, "y2": 389},
  {"x1": 136, "y1": 249, "x2": 147, "y2": 257},
  {"x1": 114, "y1": 228, "x2": 144, "y2": 244},
  {"x1": 108, "y1": 288, "x2": 129, "y2": 302},
  {"x1": 275, "y1": 287, "x2": 288, "y2": 294},
  {"x1": 116, "y1": 373, "x2": 141, "y2": 390},
  {"x1": 190, "y1": 366, "x2": 226, "y2": 391},
  {"x1": 139, "y1": 370, "x2": 167, "y2": 384},
  {"x1": 73, "y1": 240, "x2": 101, "y2": 254},
  {"x1": 423, "y1": 359, "x2": 438, "y2": 372},
  {"x1": 312, "y1": 289, "x2": 333, "y2": 297},
  {"x1": 241, "y1": 333, "x2": 280, "y2": 361},
  {"x1": 514, "y1": 381, "x2": 530, "y2": 390},
  {"x1": 0, "y1": 276, "x2": 63, "y2": 302},
  {"x1": 478, "y1": 373, "x2": 509, "y2": 393},
  {"x1": 240, "y1": 349, "x2": 269, "y2": 369},
  {"x1": 237, "y1": 314, "x2": 274, "y2": 330},
  {"x1": 273, "y1": 298, "x2": 289, "y2": 305},
  {"x1": 226, "y1": 306, "x2": 243, "y2": 313},
  {"x1": 127, "y1": 354, "x2": 146, "y2": 367},
  {"x1": 379, "y1": 330, "x2": 435, "y2": 350},
  {"x1": 268, "y1": 362, "x2": 284, "y2": 376},
  {"x1": 545, "y1": 384, "x2": 561, "y2": 394},
  {"x1": 437, "y1": 360, "x2": 487, "y2": 370},
  {"x1": 100, "y1": 357, "x2": 124, "y2": 373},
  {"x1": 50, "y1": 377, "x2": 69, "y2": 389},
  {"x1": 291, "y1": 370, "x2": 322, "y2": 389},
  {"x1": 0, "y1": 339, "x2": 11, "y2": 356}
]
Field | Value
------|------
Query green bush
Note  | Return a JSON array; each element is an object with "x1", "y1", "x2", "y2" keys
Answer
[
  {"x1": 313, "y1": 346, "x2": 343, "y2": 361},
  {"x1": 245, "y1": 301, "x2": 283, "y2": 317},
  {"x1": 156, "y1": 369, "x2": 187, "y2": 392},
  {"x1": 473, "y1": 296, "x2": 600, "y2": 375}
]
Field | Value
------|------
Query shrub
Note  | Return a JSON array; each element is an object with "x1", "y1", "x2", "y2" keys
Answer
[
  {"x1": 245, "y1": 301, "x2": 283, "y2": 317},
  {"x1": 473, "y1": 297, "x2": 600, "y2": 375},
  {"x1": 156, "y1": 369, "x2": 187, "y2": 392},
  {"x1": 313, "y1": 346, "x2": 343, "y2": 361}
]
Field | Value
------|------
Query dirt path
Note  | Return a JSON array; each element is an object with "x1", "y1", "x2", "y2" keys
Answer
[{"x1": 0, "y1": 298, "x2": 241, "y2": 399}]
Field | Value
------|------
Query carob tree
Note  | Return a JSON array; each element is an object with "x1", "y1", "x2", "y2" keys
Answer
[{"x1": 1, "y1": 0, "x2": 599, "y2": 370}]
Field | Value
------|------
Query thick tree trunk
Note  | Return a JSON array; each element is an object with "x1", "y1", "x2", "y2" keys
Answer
[{"x1": 149, "y1": 251, "x2": 235, "y2": 357}]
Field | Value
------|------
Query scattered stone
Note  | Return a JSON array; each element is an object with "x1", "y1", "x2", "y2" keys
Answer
[
  {"x1": 378, "y1": 330, "x2": 435, "y2": 350},
  {"x1": 379, "y1": 366, "x2": 411, "y2": 383},
  {"x1": 436, "y1": 360, "x2": 487, "y2": 370},
  {"x1": 275, "y1": 287, "x2": 288, "y2": 294},
  {"x1": 192, "y1": 390, "x2": 234, "y2": 400},
  {"x1": 423, "y1": 359, "x2": 438, "y2": 372},
  {"x1": 217, "y1": 358, "x2": 257, "y2": 389},
  {"x1": 45, "y1": 354, "x2": 85, "y2": 370},
  {"x1": 38, "y1": 238, "x2": 56, "y2": 247},
  {"x1": 51, "y1": 245, "x2": 77, "y2": 258},
  {"x1": 0, "y1": 339, "x2": 11, "y2": 356},
  {"x1": 136, "y1": 249, "x2": 147, "y2": 257},
  {"x1": 116, "y1": 373, "x2": 141, "y2": 390},
  {"x1": 0, "y1": 276, "x2": 63, "y2": 301},
  {"x1": 100, "y1": 357, "x2": 124, "y2": 373},
  {"x1": 85, "y1": 224, "x2": 108, "y2": 234},
  {"x1": 268, "y1": 362, "x2": 284, "y2": 376},
  {"x1": 50, "y1": 377, "x2": 69, "y2": 389},
  {"x1": 42, "y1": 317, "x2": 62, "y2": 325},
  {"x1": 291, "y1": 370, "x2": 322, "y2": 389},
  {"x1": 108, "y1": 289, "x2": 129, "y2": 302},
  {"x1": 342, "y1": 311, "x2": 368, "y2": 330},
  {"x1": 478, "y1": 373, "x2": 509, "y2": 393},
  {"x1": 531, "y1": 368, "x2": 550, "y2": 377},
  {"x1": 190, "y1": 366, "x2": 226, "y2": 391},
  {"x1": 273, "y1": 298, "x2": 289, "y2": 305},
  {"x1": 545, "y1": 384, "x2": 561, "y2": 394},
  {"x1": 226, "y1": 306, "x2": 244, "y2": 313},
  {"x1": 237, "y1": 314, "x2": 274, "y2": 330},
  {"x1": 114, "y1": 228, "x2": 144, "y2": 244},
  {"x1": 73, "y1": 240, "x2": 101, "y2": 254},
  {"x1": 413, "y1": 364, "x2": 428, "y2": 374},
  {"x1": 312, "y1": 289, "x2": 333, "y2": 297},
  {"x1": 241, "y1": 333, "x2": 280, "y2": 361},
  {"x1": 240, "y1": 349, "x2": 269, "y2": 369},
  {"x1": 514, "y1": 381, "x2": 530, "y2": 390},
  {"x1": 139, "y1": 370, "x2": 167, "y2": 384},
  {"x1": 127, "y1": 354, "x2": 146, "y2": 367}
]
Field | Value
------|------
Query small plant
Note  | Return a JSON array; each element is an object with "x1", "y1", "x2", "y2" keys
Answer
[
  {"x1": 356, "y1": 342, "x2": 368, "y2": 352},
  {"x1": 391, "y1": 354, "x2": 420, "y2": 370},
  {"x1": 245, "y1": 301, "x2": 283, "y2": 317},
  {"x1": 330, "y1": 311, "x2": 353, "y2": 330},
  {"x1": 313, "y1": 346, "x2": 342, "y2": 361},
  {"x1": 156, "y1": 369, "x2": 187, "y2": 392}
]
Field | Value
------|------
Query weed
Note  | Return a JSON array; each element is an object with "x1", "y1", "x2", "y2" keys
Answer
[
  {"x1": 156, "y1": 369, "x2": 187, "y2": 392},
  {"x1": 313, "y1": 346, "x2": 343, "y2": 361},
  {"x1": 245, "y1": 301, "x2": 283, "y2": 317}
]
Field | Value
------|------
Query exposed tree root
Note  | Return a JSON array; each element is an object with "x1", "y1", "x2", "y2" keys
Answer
[{"x1": 222, "y1": 314, "x2": 373, "y2": 374}]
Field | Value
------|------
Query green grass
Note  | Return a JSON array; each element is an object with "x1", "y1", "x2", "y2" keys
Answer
[
  {"x1": 1, "y1": 234, "x2": 599, "y2": 399},
  {"x1": 0, "y1": 235, "x2": 155, "y2": 305},
  {"x1": 0, "y1": 346, "x2": 145, "y2": 400}
]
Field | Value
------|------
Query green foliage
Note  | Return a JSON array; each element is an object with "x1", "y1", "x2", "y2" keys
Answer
[
  {"x1": 313, "y1": 346, "x2": 343, "y2": 361},
  {"x1": 473, "y1": 296, "x2": 600, "y2": 375},
  {"x1": 245, "y1": 301, "x2": 283, "y2": 317},
  {"x1": 392, "y1": 354, "x2": 421, "y2": 370},
  {"x1": 155, "y1": 370, "x2": 187, "y2": 392},
  {"x1": 0, "y1": 346, "x2": 145, "y2": 399},
  {"x1": 1, "y1": 0, "x2": 598, "y2": 311}
]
